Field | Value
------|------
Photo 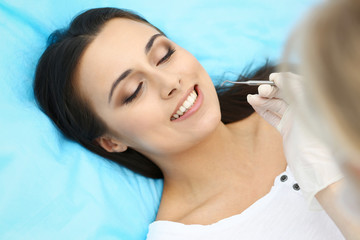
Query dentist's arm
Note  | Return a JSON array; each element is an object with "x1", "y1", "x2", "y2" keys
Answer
[
  {"x1": 316, "y1": 181, "x2": 360, "y2": 240},
  {"x1": 247, "y1": 72, "x2": 343, "y2": 209},
  {"x1": 247, "y1": 72, "x2": 360, "y2": 239}
]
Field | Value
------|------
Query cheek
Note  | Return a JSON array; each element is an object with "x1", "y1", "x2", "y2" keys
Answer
[
  {"x1": 108, "y1": 102, "x2": 174, "y2": 153},
  {"x1": 175, "y1": 49, "x2": 205, "y2": 76},
  {"x1": 114, "y1": 106, "x2": 161, "y2": 141}
]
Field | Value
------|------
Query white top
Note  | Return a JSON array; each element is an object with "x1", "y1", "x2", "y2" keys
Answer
[{"x1": 146, "y1": 167, "x2": 344, "y2": 240}]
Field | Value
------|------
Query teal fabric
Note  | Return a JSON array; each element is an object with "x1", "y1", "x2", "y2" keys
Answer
[{"x1": 0, "y1": 0, "x2": 317, "y2": 239}]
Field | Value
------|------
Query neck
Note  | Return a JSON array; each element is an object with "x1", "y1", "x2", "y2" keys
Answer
[{"x1": 158, "y1": 113, "x2": 268, "y2": 202}]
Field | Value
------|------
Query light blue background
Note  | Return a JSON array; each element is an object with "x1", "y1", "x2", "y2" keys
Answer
[{"x1": 0, "y1": 0, "x2": 317, "y2": 239}]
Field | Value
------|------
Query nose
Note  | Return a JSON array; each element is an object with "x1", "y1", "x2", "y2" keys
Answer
[
  {"x1": 163, "y1": 78, "x2": 181, "y2": 98},
  {"x1": 152, "y1": 70, "x2": 182, "y2": 99}
]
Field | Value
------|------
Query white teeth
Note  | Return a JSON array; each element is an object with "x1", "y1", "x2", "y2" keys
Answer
[
  {"x1": 183, "y1": 100, "x2": 191, "y2": 108},
  {"x1": 179, "y1": 106, "x2": 186, "y2": 112},
  {"x1": 171, "y1": 89, "x2": 199, "y2": 120},
  {"x1": 187, "y1": 95, "x2": 195, "y2": 103}
]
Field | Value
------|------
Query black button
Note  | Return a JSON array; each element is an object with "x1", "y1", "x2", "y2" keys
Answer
[
  {"x1": 280, "y1": 175, "x2": 288, "y2": 182},
  {"x1": 293, "y1": 183, "x2": 300, "y2": 191}
]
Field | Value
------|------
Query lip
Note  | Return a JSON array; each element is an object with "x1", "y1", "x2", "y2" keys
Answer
[
  {"x1": 171, "y1": 85, "x2": 203, "y2": 122},
  {"x1": 171, "y1": 85, "x2": 195, "y2": 116}
]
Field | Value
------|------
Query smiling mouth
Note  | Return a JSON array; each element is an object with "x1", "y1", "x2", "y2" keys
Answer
[{"x1": 170, "y1": 86, "x2": 198, "y2": 121}]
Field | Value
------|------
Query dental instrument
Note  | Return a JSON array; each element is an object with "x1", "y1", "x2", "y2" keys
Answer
[{"x1": 220, "y1": 80, "x2": 275, "y2": 87}]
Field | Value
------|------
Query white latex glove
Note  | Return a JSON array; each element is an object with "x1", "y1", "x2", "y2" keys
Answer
[{"x1": 247, "y1": 72, "x2": 343, "y2": 210}]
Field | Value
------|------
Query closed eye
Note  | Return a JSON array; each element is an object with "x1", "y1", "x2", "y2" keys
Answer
[
  {"x1": 123, "y1": 82, "x2": 143, "y2": 104},
  {"x1": 122, "y1": 47, "x2": 175, "y2": 105},
  {"x1": 157, "y1": 47, "x2": 175, "y2": 66}
]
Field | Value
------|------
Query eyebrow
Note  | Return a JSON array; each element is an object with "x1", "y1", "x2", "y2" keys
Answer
[{"x1": 108, "y1": 33, "x2": 164, "y2": 104}]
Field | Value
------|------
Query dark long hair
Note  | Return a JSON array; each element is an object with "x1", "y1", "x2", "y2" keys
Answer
[{"x1": 34, "y1": 7, "x2": 275, "y2": 179}]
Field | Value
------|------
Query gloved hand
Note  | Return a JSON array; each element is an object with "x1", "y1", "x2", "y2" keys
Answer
[{"x1": 247, "y1": 72, "x2": 343, "y2": 210}]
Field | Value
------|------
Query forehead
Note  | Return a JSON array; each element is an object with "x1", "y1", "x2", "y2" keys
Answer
[
  {"x1": 81, "y1": 17, "x2": 160, "y2": 69},
  {"x1": 90, "y1": 18, "x2": 160, "y2": 51},
  {"x1": 75, "y1": 18, "x2": 160, "y2": 105}
]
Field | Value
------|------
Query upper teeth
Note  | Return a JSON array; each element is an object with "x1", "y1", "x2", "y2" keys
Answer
[{"x1": 171, "y1": 90, "x2": 198, "y2": 120}]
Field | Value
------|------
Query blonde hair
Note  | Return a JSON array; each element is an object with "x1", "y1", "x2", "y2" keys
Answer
[{"x1": 282, "y1": 0, "x2": 360, "y2": 161}]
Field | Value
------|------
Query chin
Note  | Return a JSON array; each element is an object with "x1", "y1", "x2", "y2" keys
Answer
[
  {"x1": 172, "y1": 110, "x2": 222, "y2": 155},
  {"x1": 194, "y1": 107, "x2": 222, "y2": 136}
]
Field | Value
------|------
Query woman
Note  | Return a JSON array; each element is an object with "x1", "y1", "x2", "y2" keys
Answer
[{"x1": 34, "y1": 8, "x2": 344, "y2": 239}]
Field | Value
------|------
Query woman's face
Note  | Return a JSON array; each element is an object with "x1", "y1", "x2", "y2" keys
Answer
[{"x1": 76, "y1": 18, "x2": 221, "y2": 160}]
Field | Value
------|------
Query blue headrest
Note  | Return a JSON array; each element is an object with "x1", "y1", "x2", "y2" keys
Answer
[{"x1": 0, "y1": 0, "x2": 316, "y2": 238}]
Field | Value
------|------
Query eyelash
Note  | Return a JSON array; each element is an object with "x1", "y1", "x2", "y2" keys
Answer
[
  {"x1": 124, "y1": 82, "x2": 143, "y2": 104},
  {"x1": 123, "y1": 47, "x2": 176, "y2": 104},
  {"x1": 156, "y1": 47, "x2": 176, "y2": 66}
]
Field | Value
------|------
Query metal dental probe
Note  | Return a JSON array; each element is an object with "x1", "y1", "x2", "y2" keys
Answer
[{"x1": 220, "y1": 80, "x2": 275, "y2": 87}]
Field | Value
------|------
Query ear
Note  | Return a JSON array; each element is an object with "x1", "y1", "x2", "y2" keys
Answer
[{"x1": 96, "y1": 136, "x2": 128, "y2": 153}]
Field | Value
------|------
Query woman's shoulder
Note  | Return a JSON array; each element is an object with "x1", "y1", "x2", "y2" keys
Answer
[{"x1": 148, "y1": 167, "x2": 345, "y2": 240}]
